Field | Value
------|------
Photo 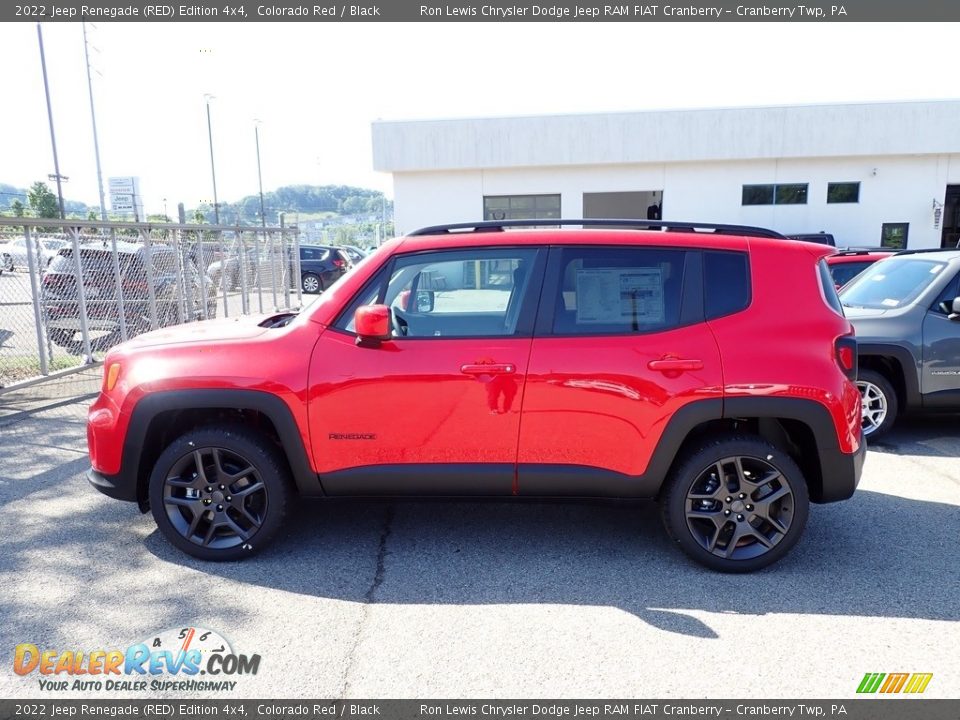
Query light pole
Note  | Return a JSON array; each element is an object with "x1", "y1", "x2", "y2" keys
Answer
[
  {"x1": 204, "y1": 93, "x2": 220, "y2": 224},
  {"x1": 37, "y1": 23, "x2": 66, "y2": 220},
  {"x1": 82, "y1": 22, "x2": 107, "y2": 222}
]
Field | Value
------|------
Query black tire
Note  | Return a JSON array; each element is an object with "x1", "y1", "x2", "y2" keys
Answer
[
  {"x1": 661, "y1": 435, "x2": 810, "y2": 573},
  {"x1": 856, "y1": 369, "x2": 898, "y2": 440},
  {"x1": 148, "y1": 425, "x2": 292, "y2": 561},
  {"x1": 301, "y1": 272, "x2": 323, "y2": 294}
]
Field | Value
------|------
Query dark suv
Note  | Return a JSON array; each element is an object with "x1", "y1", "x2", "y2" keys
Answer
[
  {"x1": 840, "y1": 248, "x2": 960, "y2": 438},
  {"x1": 87, "y1": 220, "x2": 864, "y2": 572},
  {"x1": 297, "y1": 244, "x2": 352, "y2": 293},
  {"x1": 43, "y1": 240, "x2": 216, "y2": 353}
]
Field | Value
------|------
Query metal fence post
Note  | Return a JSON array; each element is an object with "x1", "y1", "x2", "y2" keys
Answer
[
  {"x1": 219, "y1": 229, "x2": 230, "y2": 319},
  {"x1": 109, "y1": 227, "x2": 128, "y2": 342},
  {"x1": 267, "y1": 231, "x2": 278, "y2": 311},
  {"x1": 173, "y1": 227, "x2": 190, "y2": 323},
  {"x1": 23, "y1": 225, "x2": 50, "y2": 377},
  {"x1": 252, "y1": 229, "x2": 264, "y2": 314},
  {"x1": 292, "y1": 229, "x2": 302, "y2": 307},
  {"x1": 281, "y1": 229, "x2": 291, "y2": 310},
  {"x1": 237, "y1": 228, "x2": 250, "y2": 315},
  {"x1": 68, "y1": 225, "x2": 95, "y2": 362},
  {"x1": 141, "y1": 227, "x2": 159, "y2": 330}
]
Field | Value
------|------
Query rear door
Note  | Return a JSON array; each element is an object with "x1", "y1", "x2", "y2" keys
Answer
[{"x1": 516, "y1": 245, "x2": 723, "y2": 496}]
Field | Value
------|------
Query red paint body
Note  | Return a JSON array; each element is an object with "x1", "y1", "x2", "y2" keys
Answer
[{"x1": 88, "y1": 230, "x2": 862, "y2": 492}]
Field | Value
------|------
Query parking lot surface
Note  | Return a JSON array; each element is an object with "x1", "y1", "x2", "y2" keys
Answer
[{"x1": 0, "y1": 382, "x2": 957, "y2": 698}]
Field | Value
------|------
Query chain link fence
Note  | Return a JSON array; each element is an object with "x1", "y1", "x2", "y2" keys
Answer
[{"x1": 0, "y1": 218, "x2": 302, "y2": 392}]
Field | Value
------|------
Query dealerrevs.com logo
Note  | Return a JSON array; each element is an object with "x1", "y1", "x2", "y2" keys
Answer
[{"x1": 13, "y1": 627, "x2": 260, "y2": 693}]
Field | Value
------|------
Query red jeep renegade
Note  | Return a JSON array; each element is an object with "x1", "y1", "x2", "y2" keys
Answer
[{"x1": 87, "y1": 220, "x2": 865, "y2": 572}]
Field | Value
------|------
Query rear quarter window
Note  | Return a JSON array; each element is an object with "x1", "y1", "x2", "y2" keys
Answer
[
  {"x1": 704, "y1": 251, "x2": 750, "y2": 319},
  {"x1": 818, "y1": 260, "x2": 844, "y2": 316}
]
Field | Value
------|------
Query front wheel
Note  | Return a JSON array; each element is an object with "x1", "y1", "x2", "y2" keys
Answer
[
  {"x1": 661, "y1": 435, "x2": 809, "y2": 572},
  {"x1": 148, "y1": 425, "x2": 292, "y2": 561},
  {"x1": 856, "y1": 369, "x2": 898, "y2": 440}
]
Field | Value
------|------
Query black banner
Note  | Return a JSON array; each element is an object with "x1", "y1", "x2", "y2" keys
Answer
[
  {"x1": 1, "y1": 700, "x2": 960, "y2": 720},
  {"x1": 4, "y1": 0, "x2": 960, "y2": 22}
]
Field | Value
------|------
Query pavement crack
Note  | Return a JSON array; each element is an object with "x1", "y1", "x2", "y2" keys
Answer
[{"x1": 338, "y1": 503, "x2": 394, "y2": 698}]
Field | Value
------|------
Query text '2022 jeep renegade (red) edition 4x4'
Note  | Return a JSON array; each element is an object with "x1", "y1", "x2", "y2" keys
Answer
[{"x1": 87, "y1": 220, "x2": 865, "y2": 572}]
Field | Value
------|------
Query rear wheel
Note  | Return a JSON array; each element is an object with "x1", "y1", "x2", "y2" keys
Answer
[
  {"x1": 661, "y1": 435, "x2": 809, "y2": 572},
  {"x1": 301, "y1": 272, "x2": 322, "y2": 294},
  {"x1": 148, "y1": 425, "x2": 292, "y2": 561},
  {"x1": 856, "y1": 369, "x2": 897, "y2": 440}
]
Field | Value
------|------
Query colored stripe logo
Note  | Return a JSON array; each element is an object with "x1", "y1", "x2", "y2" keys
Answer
[{"x1": 857, "y1": 672, "x2": 933, "y2": 694}]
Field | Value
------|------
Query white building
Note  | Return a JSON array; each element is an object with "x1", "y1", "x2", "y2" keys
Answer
[{"x1": 372, "y1": 100, "x2": 960, "y2": 250}]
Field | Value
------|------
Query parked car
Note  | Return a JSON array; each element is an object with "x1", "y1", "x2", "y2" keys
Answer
[
  {"x1": 788, "y1": 232, "x2": 837, "y2": 247},
  {"x1": 42, "y1": 240, "x2": 217, "y2": 353},
  {"x1": 87, "y1": 219, "x2": 864, "y2": 572},
  {"x1": 296, "y1": 244, "x2": 352, "y2": 293},
  {"x1": 840, "y1": 248, "x2": 960, "y2": 438},
  {"x1": 0, "y1": 236, "x2": 60, "y2": 273},
  {"x1": 340, "y1": 245, "x2": 368, "y2": 264},
  {"x1": 825, "y1": 249, "x2": 895, "y2": 289},
  {"x1": 206, "y1": 243, "x2": 261, "y2": 291}
]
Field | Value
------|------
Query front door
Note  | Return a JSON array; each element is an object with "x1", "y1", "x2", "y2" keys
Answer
[
  {"x1": 308, "y1": 246, "x2": 544, "y2": 495},
  {"x1": 922, "y1": 269, "x2": 960, "y2": 405}
]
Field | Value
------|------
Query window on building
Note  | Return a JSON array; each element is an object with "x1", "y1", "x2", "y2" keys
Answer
[
  {"x1": 827, "y1": 182, "x2": 860, "y2": 204},
  {"x1": 881, "y1": 223, "x2": 909, "y2": 250},
  {"x1": 741, "y1": 184, "x2": 808, "y2": 206},
  {"x1": 483, "y1": 194, "x2": 561, "y2": 221},
  {"x1": 742, "y1": 185, "x2": 774, "y2": 206}
]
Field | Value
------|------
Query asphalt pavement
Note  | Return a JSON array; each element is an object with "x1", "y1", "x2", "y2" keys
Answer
[{"x1": 0, "y1": 387, "x2": 957, "y2": 699}]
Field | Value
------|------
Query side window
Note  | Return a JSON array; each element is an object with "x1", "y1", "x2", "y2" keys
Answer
[
  {"x1": 551, "y1": 247, "x2": 686, "y2": 335},
  {"x1": 301, "y1": 247, "x2": 329, "y2": 261},
  {"x1": 931, "y1": 270, "x2": 960, "y2": 315},
  {"x1": 704, "y1": 251, "x2": 751, "y2": 319},
  {"x1": 336, "y1": 248, "x2": 540, "y2": 338}
]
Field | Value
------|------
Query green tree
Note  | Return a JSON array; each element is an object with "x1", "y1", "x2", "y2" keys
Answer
[
  {"x1": 28, "y1": 182, "x2": 59, "y2": 219},
  {"x1": 11, "y1": 200, "x2": 25, "y2": 217}
]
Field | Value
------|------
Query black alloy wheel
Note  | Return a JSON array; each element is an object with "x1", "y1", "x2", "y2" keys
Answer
[
  {"x1": 661, "y1": 435, "x2": 809, "y2": 572},
  {"x1": 149, "y1": 426, "x2": 291, "y2": 560}
]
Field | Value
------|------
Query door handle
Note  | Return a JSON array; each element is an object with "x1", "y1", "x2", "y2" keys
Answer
[
  {"x1": 647, "y1": 358, "x2": 703, "y2": 372},
  {"x1": 461, "y1": 363, "x2": 516, "y2": 375}
]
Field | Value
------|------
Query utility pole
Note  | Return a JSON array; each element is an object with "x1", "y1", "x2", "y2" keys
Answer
[
  {"x1": 204, "y1": 94, "x2": 220, "y2": 224},
  {"x1": 254, "y1": 120, "x2": 267, "y2": 231},
  {"x1": 37, "y1": 23, "x2": 66, "y2": 220},
  {"x1": 82, "y1": 22, "x2": 107, "y2": 222}
]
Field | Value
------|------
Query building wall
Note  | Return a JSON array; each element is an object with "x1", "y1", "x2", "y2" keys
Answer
[{"x1": 393, "y1": 154, "x2": 960, "y2": 249}]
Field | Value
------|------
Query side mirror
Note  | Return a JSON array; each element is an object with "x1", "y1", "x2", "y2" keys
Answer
[
  {"x1": 415, "y1": 290, "x2": 435, "y2": 313},
  {"x1": 943, "y1": 296, "x2": 960, "y2": 320},
  {"x1": 354, "y1": 305, "x2": 391, "y2": 345}
]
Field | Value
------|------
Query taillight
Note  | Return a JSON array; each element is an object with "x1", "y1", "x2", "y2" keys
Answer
[{"x1": 835, "y1": 334, "x2": 857, "y2": 380}]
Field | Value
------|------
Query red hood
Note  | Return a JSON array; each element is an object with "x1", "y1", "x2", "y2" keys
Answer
[{"x1": 118, "y1": 316, "x2": 271, "y2": 350}]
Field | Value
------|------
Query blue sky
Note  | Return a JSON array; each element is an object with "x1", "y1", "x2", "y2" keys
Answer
[{"x1": 1, "y1": 21, "x2": 956, "y2": 214}]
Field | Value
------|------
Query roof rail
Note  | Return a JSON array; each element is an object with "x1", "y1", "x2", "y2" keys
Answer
[
  {"x1": 895, "y1": 247, "x2": 960, "y2": 256},
  {"x1": 407, "y1": 219, "x2": 786, "y2": 240}
]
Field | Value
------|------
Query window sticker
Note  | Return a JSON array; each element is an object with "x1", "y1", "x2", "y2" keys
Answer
[{"x1": 575, "y1": 268, "x2": 664, "y2": 324}]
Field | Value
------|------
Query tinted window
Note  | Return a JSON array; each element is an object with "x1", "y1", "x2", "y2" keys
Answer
[
  {"x1": 301, "y1": 247, "x2": 330, "y2": 261},
  {"x1": 827, "y1": 182, "x2": 860, "y2": 203},
  {"x1": 829, "y1": 261, "x2": 871, "y2": 288},
  {"x1": 818, "y1": 260, "x2": 844, "y2": 316},
  {"x1": 551, "y1": 247, "x2": 685, "y2": 335},
  {"x1": 704, "y1": 251, "x2": 750, "y2": 319},
  {"x1": 840, "y1": 258, "x2": 946, "y2": 310}
]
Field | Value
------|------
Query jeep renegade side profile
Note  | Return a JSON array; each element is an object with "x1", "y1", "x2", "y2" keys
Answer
[{"x1": 87, "y1": 220, "x2": 865, "y2": 572}]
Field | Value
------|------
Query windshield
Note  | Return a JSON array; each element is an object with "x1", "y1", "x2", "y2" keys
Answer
[{"x1": 840, "y1": 258, "x2": 946, "y2": 309}]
